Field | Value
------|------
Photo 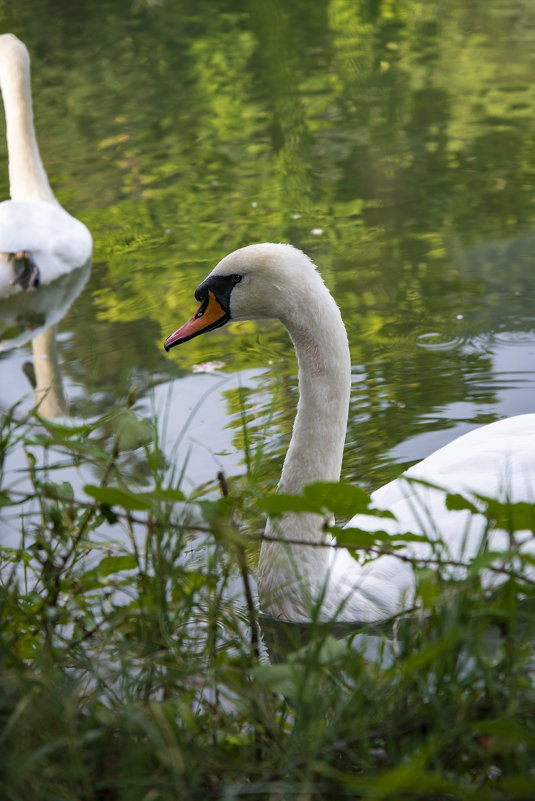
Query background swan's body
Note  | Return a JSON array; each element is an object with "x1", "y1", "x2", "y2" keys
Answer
[
  {"x1": 0, "y1": 34, "x2": 92, "y2": 297},
  {"x1": 165, "y1": 243, "x2": 535, "y2": 623}
]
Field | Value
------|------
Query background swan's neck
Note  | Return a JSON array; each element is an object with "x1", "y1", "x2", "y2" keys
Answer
[{"x1": 0, "y1": 44, "x2": 56, "y2": 203}]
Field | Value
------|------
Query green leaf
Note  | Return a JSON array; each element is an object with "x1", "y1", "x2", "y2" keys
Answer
[
  {"x1": 78, "y1": 555, "x2": 137, "y2": 591},
  {"x1": 446, "y1": 493, "x2": 535, "y2": 534},
  {"x1": 445, "y1": 493, "x2": 479, "y2": 514},
  {"x1": 483, "y1": 498, "x2": 535, "y2": 532},
  {"x1": 257, "y1": 493, "x2": 322, "y2": 515},
  {"x1": 389, "y1": 531, "x2": 430, "y2": 543},
  {"x1": 92, "y1": 554, "x2": 137, "y2": 578},
  {"x1": 198, "y1": 496, "x2": 236, "y2": 523},
  {"x1": 84, "y1": 484, "x2": 152, "y2": 511},
  {"x1": 468, "y1": 550, "x2": 516, "y2": 572},
  {"x1": 148, "y1": 487, "x2": 185, "y2": 503},
  {"x1": 331, "y1": 526, "x2": 385, "y2": 549},
  {"x1": 26, "y1": 436, "x2": 111, "y2": 462},
  {"x1": 258, "y1": 482, "x2": 375, "y2": 518},
  {"x1": 332, "y1": 526, "x2": 429, "y2": 552},
  {"x1": 302, "y1": 482, "x2": 372, "y2": 517},
  {"x1": 253, "y1": 663, "x2": 303, "y2": 698},
  {"x1": 110, "y1": 409, "x2": 153, "y2": 452},
  {"x1": 0, "y1": 490, "x2": 12, "y2": 507},
  {"x1": 32, "y1": 412, "x2": 97, "y2": 438}
]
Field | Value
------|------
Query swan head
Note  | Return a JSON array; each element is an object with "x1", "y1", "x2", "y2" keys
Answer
[{"x1": 164, "y1": 243, "x2": 326, "y2": 351}]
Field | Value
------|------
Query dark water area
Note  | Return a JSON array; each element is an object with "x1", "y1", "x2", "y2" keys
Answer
[{"x1": 1, "y1": 0, "x2": 534, "y2": 500}]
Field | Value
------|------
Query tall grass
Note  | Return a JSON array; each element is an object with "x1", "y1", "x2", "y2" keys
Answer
[{"x1": 1, "y1": 403, "x2": 535, "y2": 800}]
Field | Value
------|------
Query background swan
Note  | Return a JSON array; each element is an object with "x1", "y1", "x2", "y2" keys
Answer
[
  {"x1": 164, "y1": 243, "x2": 535, "y2": 623},
  {"x1": 0, "y1": 34, "x2": 92, "y2": 297}
]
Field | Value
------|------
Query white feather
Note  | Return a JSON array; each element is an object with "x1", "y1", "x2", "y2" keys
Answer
[{"x1": 0, "y1": 34, "x2": 92, "y2": 297}]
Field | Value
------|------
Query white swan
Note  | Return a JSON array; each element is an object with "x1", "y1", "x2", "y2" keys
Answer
[
  {"x1": 0, "y1": 34, "x2": 92, "y2": 297},
  {"x1": 164, "y1": 243, "x2": 535, "y2": 623}
]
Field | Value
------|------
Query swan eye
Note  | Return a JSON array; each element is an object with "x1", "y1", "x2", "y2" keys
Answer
[{"x1": 231, "y1": 274, "x2": 242, "y2": 284}]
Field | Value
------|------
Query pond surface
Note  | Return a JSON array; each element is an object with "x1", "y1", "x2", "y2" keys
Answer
[{"x1": 1, "y1": 0, "x2": 535, "y2": 506}]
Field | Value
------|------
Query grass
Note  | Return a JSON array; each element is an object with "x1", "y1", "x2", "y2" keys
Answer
[{"x1": 1, "y1": 401, "x2": 535, "y2": 800}]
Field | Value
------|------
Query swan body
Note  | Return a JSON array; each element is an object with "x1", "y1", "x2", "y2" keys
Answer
[
  {"x1": 0, "y1": 34, "x2": 92, "y2": 297},
  {"x1": 164, "y1": 243, "x2": 535, "y2": 623}
]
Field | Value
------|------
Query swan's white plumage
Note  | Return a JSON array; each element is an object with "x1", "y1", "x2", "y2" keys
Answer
[
  {"x1": 168, "y1": 242, "x2": 535, "y2": 623},
  {"x1": 0, "y1": 34, "x2": 92, "y2": 296}
]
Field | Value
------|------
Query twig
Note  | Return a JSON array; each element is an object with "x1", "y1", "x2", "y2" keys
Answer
[
  {"x1": 217, "y1": 471, "x2": 259, "y2": 659},
  {"x1": 48, "y1": 440, "x2": 120, "y2": 605},
  {"x1": 6, "y1": 488, "x2": 535, "y2": 587}
]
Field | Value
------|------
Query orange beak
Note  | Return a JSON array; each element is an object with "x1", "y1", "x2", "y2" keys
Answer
[{"x1": 164, "y1": 290, "x2": 229, "y2": 351}]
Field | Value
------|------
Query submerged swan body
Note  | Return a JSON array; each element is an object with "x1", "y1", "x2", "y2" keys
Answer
[
  {"x1": 165, "y1": 243, "x2": 535, "y2": 623},
  {"x1": 0, "y1": 34, "x2": 92, "y2": 297}
]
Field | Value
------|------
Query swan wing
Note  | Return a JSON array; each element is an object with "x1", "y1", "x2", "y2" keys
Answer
[{"x1": 346, "y1": 414, "x2": 535, "y2": 567}]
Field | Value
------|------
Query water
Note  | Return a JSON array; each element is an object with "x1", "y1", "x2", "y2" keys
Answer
[{"x1": 1, "y1": 0, "x2": 534, "y2": 508}]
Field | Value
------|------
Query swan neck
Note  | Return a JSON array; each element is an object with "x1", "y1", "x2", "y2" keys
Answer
[
  {"x1": 258, "y1": 276, "x2": 352, "y2": 615},
  {"x1": 1, "y1": 49, "x2": 56, "y2": 203},
  {"x1": 279, "y1": 287, "x2": 351, "y2": 498}
]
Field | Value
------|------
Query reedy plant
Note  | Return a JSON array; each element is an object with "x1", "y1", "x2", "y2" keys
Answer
[{"x1": 0, "y1": 402, "x2": 534, "y2": 800}]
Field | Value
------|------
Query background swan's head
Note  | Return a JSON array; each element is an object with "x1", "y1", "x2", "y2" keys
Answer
[
  {"x1": 0, "y1": 34, "x2": 30, "y2": 94},
  {"x1": 164, "y1": 243, "x2": 330, "y2": 350}
]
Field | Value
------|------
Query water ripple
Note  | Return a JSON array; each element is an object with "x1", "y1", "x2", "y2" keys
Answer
[
  {"x1": 415, "y1": 332, "x2": 463, "y2": 351},
  {"x1": 492, "y1": 323, "x2": 535, "y2": 346}
]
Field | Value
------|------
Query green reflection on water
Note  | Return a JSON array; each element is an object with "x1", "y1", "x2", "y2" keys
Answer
[{"x1": 1, "y1": 0, "x2": 535, "y2": 488}]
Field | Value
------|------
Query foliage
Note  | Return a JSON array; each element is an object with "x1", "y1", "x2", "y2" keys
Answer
[
  {"x1": 1, "y1": 1, "x2": 535, "y2": 798},
  {"x1": 1, "y1": 405, "x2": 535, "y2": 800}
]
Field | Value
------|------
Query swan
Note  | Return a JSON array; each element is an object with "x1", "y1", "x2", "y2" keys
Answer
[
  {"x1": 0, "y1": 34, "x2": 92, "y2": 297},
  {"x1": 164, "y1": 243, "x2": 535, "y2": 623}
]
